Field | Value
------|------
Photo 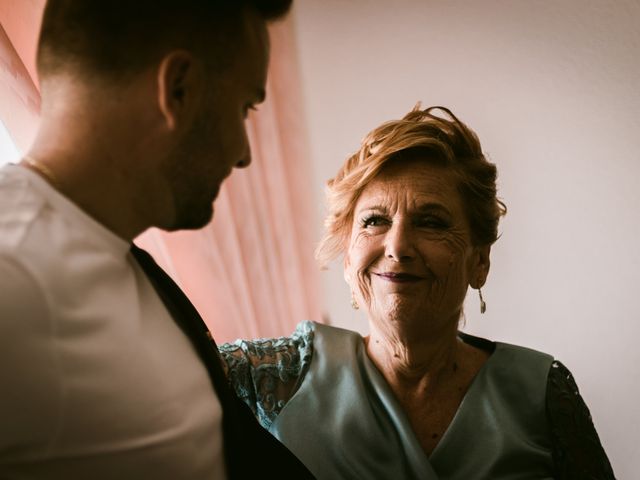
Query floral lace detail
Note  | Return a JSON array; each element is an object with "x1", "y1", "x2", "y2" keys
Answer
[
  {"x1": 219, "y1": 321, "x2": 314, "y2": 429},
  {"x1": 547, "y1": 360, "x2": 616, "y2": 479}
]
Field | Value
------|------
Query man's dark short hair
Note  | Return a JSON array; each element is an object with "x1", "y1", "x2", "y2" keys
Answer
[{"x1": 37, "y1": 0, "x2": 292, "y2": 80}]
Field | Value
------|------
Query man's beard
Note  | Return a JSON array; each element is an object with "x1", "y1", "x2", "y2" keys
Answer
[{"x1": 163, "y1": 109, "x2": 221, "y2": 231}]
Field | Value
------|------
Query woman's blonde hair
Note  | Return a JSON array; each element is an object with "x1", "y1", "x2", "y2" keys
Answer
[{"x1": 315, "y1": 105, "x2": 507, "y2": 267}]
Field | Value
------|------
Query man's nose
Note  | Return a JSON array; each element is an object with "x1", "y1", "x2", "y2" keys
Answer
[{"x1": 236, "y1": 150, "x2": 251, "y2": 168}]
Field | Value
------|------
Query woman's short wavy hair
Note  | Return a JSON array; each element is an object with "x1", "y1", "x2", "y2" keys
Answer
[{"x1": 316, "y1": 105, "x2": 507, "y2": 267}]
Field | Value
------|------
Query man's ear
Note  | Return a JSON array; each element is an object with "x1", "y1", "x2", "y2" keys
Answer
[
  {"x1": 470, "y1": 244, "x2": 491, "y2": 289},
  {"x1": 156, "y1": 50, "x2": 203, "y2": 131}
]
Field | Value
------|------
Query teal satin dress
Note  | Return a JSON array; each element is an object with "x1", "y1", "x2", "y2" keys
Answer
[
  {"x1": 220, "y1": 322, "x2": 615, "y2": 479},
  {"x1": 270, "y1": 322, "x2": 553, "y2": 479}
]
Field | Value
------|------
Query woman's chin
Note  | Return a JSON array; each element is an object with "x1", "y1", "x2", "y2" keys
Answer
[{"x1": 372, "y1": 297, "x2": 426, "y2": 323}]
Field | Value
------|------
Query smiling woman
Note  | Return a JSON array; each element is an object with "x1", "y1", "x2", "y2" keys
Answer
[
  {"x1": 346, "y1": 160, "x2": 487, "y2": 341},
  {"x1": 220, "y1": 105, "x2": 615, "y2": 479}
]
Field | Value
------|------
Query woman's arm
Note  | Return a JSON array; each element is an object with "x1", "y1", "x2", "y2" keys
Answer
[
  {"x1": 219, "y1": 321, "x2": 314, "y2": 429},
  {"x1": 546, "y1": 360, "x2": 616, "y2": 479}
]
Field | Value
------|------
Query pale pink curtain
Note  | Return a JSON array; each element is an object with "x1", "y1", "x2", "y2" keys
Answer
[
  {"x1": 0, "y1": 3, "x2": 322, "y2": 343},
  {"x1": 0, "y1": 0, "x2": 42, "y2": 153}
]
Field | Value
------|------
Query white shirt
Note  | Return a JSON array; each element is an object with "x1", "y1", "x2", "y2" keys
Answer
[{"x1": 0, "y1": 165, "x2": 226, "y2": 479}]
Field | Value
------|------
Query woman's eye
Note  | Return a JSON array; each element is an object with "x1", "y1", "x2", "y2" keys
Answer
[
  {"x1": 362, "y1": 216, "x2": 387, "y2": 228},
  {"x1": 417, "y1": 216, "x2": 448, "y2": 229}
]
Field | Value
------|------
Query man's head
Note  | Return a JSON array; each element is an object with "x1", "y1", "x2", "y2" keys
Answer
[
  {"x1": 36, "y1": 0, "x2": 291, "y2": 233},
  {"x1": 37, "y1": 0, "x2": 291, "y2": 82}
]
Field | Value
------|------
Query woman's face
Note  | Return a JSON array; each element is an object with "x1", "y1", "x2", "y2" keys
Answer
[{"x1": 344, "y1": 159, "x2": 490, "y2": 333}]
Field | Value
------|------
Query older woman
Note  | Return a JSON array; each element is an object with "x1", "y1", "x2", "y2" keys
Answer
[{"x1": 220, "y1": 106, "x2": 615, "y2": 479}]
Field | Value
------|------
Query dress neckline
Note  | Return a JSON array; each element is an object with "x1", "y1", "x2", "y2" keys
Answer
[{"x1": 356, "y1": 327, "x2": 502, "y2": 461}]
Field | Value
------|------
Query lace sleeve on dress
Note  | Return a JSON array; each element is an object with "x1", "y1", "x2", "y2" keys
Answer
[
  {"x1": 218, "y1": 321, "x2": 314, "y2": 430},
  {"x1": 546, "y1": 360, "x2": 616, "y2": 479}
]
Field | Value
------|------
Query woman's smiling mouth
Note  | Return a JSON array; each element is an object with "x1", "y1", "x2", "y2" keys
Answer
[{"x1": 373, "y1": 272, "x2": 424, "y2": 283}]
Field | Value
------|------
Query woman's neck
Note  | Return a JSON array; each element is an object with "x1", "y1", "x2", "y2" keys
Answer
[{"x1": 365, "y1": 318, "x2": 462, "y2": 391}]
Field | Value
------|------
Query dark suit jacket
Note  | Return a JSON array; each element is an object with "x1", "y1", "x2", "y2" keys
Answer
[{"x1": 132, "y1": 245, "x2": 315, "y2": 479}]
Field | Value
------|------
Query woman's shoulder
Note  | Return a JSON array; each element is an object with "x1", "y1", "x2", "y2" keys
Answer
[
  {"x1": 220, "y1": 320, "x2": 315, "y2": 352},
  {"x1": 310, "y1": 320, "x2": 364, "y2": 339},
  {"x1": 460, "y1": 331, "x2": 556, "y2": 410},
  {"x1": 545, "y1": 360, "x2": 616, "y2": 478},
  {"x1": 218, "y1": 320, "x2": 363, "y2": 372},
  {"x1": 219, "y1": 320, "x2": 317, "y2": 382},
  {"x1": 218, "y1": 321, "x2": 318, "y2": 429},
  {"x1": 460, "y1": 331, "x2": 555, "y2": 366}
]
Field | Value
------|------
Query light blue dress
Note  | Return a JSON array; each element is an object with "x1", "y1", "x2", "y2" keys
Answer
[{"x1": 220, "y1": 321, "x2": 615, "y2": 479}]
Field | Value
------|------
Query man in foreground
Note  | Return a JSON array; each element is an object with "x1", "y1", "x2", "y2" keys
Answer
[{"x1": 0, "y1": 1, "x2": 313, "y2": 478}]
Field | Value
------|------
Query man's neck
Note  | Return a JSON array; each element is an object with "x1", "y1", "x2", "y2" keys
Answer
[
  {"x1": 26, "y1": 76, "x2": 169, "y2": 241},
  {"x1": 25, "y1": 142, "x2": 149, "y2": 241}
]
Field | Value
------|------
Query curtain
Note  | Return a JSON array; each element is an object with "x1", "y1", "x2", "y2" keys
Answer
[
  {"x1": 0, "y1": 2, "x2": 41, "y2": 154},
  {"x1": 0, "y1": 2, "x2": 322, "y2": 343}
]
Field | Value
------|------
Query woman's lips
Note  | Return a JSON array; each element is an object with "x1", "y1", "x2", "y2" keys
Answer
[{"x1": 373, "y1": 272, "x2": 424, "y2": 283}]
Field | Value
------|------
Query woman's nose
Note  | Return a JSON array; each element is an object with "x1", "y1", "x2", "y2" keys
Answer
[{"x1": 384, "y1": 222, "x2": 415, "y2": 262}]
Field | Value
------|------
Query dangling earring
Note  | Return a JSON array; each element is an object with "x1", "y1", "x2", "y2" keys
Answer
[
  {"x1": 350, "y1": 291, "x2": 359, "y2": 310},
  {"x1": 478, "y1": 288, "x2": 486, "y2": 314}
]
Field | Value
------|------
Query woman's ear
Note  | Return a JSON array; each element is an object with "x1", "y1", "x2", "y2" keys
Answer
[
  {"x1": 156, "y1": 50, "x2": 203, "y2": 131},
  {"x1": 343, "y1": 254, "x2": 352, "y2": 284},
  {"x1": 470, "y1": 245, "x2": 491, "y2": 289}
]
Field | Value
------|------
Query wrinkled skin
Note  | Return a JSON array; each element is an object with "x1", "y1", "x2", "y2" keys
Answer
[{"x1": 344, "y1": 159, "x2": 490, "y2": 344}]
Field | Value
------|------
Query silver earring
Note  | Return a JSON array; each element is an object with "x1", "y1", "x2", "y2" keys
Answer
[
  {"x1": 478, "y1": 288, "x2": 486, "y2": 314},
  {"x1": 350, "y1": 291, "x2": 359, "y2": 310}
]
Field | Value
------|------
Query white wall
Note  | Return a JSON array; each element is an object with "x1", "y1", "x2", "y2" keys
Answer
[{"x1": 293, "y1": 0, "x2": 640, "y2": 476}]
